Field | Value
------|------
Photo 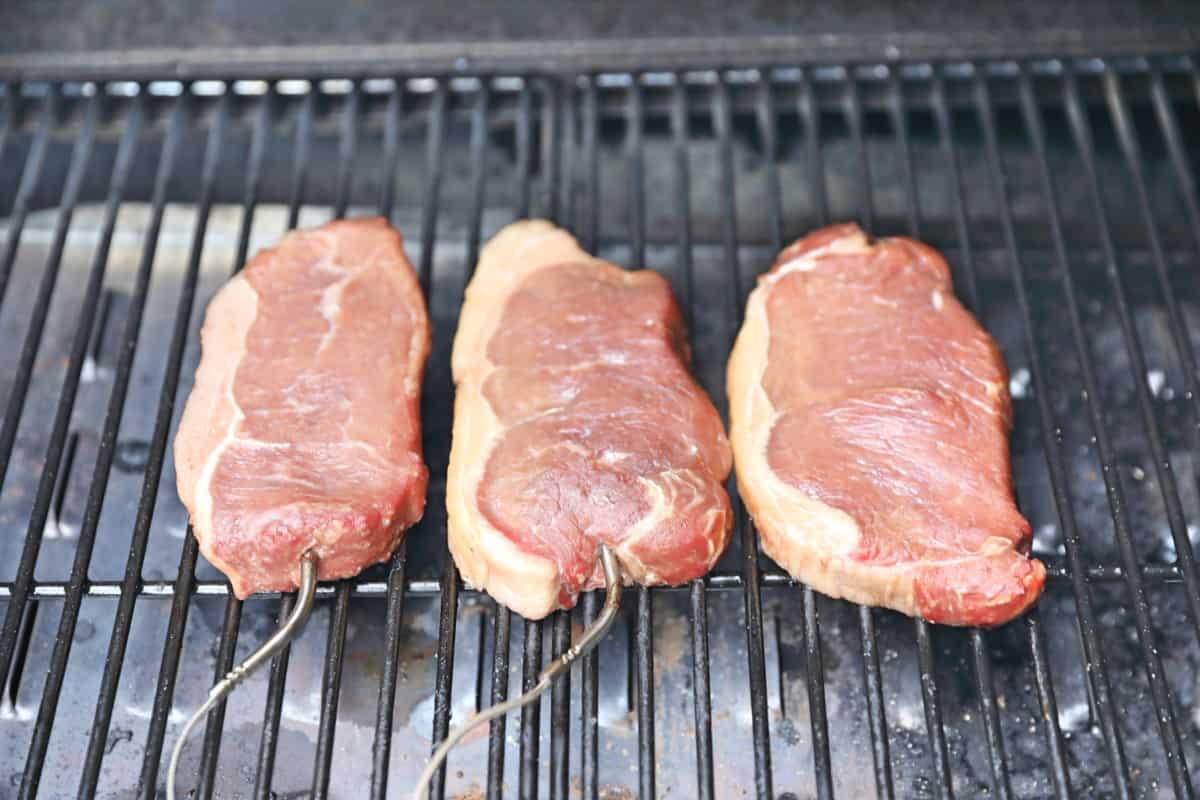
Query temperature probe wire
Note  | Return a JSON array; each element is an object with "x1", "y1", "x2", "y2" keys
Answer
[
  {"x1": 167, "y1": 549, "x2": 319, "y2": 800},
  {"x1": 411, "y1": 543, "x2": 624, "y2": 799}
]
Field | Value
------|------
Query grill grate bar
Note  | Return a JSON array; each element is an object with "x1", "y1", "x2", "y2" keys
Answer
[
  {"x1": 969, "y1": 631, "x2": 1015, "y2": 800},
  {"x1": 576, "y1": 78, "x2": 602, "y2": 800},
  {"x1": 541, "y1": 77, "x2": 561, "y2": 223},
  {"x1": 972, "y1": 70, "x2": 1135, "y2": 798},
  {"x1": 235, "y1": 90, "x2": 273, "y2": 286},
  {"x1": 485, "y1": 78, "x2": 533, "y2": 800},
  {"x1": 514, "y1": 81, "x2": 545, "y2": 800},
  {"x1": 0, "y1": 559, "x2": 1178, "y2": 600},
  {"x1": 516, "y1": 83, "x2": 534, "y2": 225},
  {"x1": 914, "y1": 621, "x2": 955, "y2": 800},
  {"x1": 888, "y1": 72, "x2": 922, "y2": 238},
  {"x1": 714, "y1": 73, "x2": 775, "y2": 800},
  {"x1": 518, "y1": 617, "x2": 543, "y2": 796},
  {"x1": 676, "y1": 74, "x2": 717, "y2": 800},
  {"x1": 197, "y1": 597, "x2": 243, "y2": 799},
  {"x1": 1026, "y1": 614, "x2": 1074, "y2": 797},
  {"x1": 0, "y1": 84, "x2": 13, "y2": 167},
  {"x1": 333, "y1": 82, "x2": 360, "y2": 220},
  {"x1": 377, "y1": 84, "x2": 403, "y2": 223},
  {"x1": 434, "y1": 83, "x2": 489, "y2": 800},
  {"x1": 312, "y1": 586, "x2": 352, "y2": 798},
  {"x1": 309, "y1": 81, "x2": 366, "y2": 800},
  {"x1": 8, "y1": 89, "x2": 99, "y2": 799},
  {"x1": 855, "y1": 72, "x2": 956, "y2": 800},
  {"x1": 930, "y1": 74, "x2": 981, "y2": 312},
  {"x1": 507, "y1": 80, "x2": 540, "y2": 800},
  {"x1": 416, "y1": 82, "x2": 446, "y2": 301},
  {"x1": 626, "y1": 80, "x2": 645, "y2": 265},
  {"x1": 1150, "y1": 68, "x2": 1200, "y2": 298},
  {"x1": 755, "y1": 78, "x2": 784, "y2": 249},
  {"x1": 194, "y1": 87, "x2": 272, "y2": 800},
  {"x1": 0, "y1": 87, "x2": 54, "y2": 321},
  {"x1": 465, "y1": 85, "x2": 490, "y2": 283},
  {"x1": 371, "y1": 540, "x2": 409, "y2": 799},
  {"x1": 635, "y1": 588, "x2": 656, "y2": 797},
  {"x1": 286, "y1": 91, "x2": 316, "y2": 231},
  {"x1": 252, "y1": 86, "x2": 316, "y2": 799},
  {"x1": 672, "y1": 79, "x2": 695, "y2": 320},
  {"x1": 369, "y1": 76, "x2": 412, "y2": 800},
  {"x1": 857, "y1": 608, "x2": 894, "y2": 799},
  {"x1": 844, "y1": 76, "x2": 876, "y2": 236},
  {"x1": 136, "y1": 89, "x2": 230, "y2": 799},
  {"x1": 141, "y1": 538, "x2": 200, "y2": 797},
  {"x1": 798, "y1": 73, "x2": 831, "y2": 230},
  {"x1": 422, "y1": 75, "x2": 458, "y2": 800},
  {"x1": 625, "y1": 79, "x2": 659, "y2": 800},
  {"x1": 1056, "y1": 70, "x2": 1194, "y2": 799},
  {"x1": 580, "y1": 80, "x2": 599, "y2": 251},
  {"x1": 688, "y1": 583, "x2": 715, "y2": 799},
  {"x1": 757, "y1": 73, "x2": 837, "y2": 800},
  {"x1": 561, "y1": 76, "x2": 578, "y2": 234},
  {"x1": 802, "y1": 592, "x2": 834, "y2": 799},
  {"x1": 430, "y1": 79, "x2": 490, "y2": 800},
  {"x1": 485, "y1": 605, "x2": 512, "y2": 799},
  {"x1": 543, "y1": 77, "x2": 574, "y2": 800},
  {"x1": 549, "y1": 483, "x2": 572, "y2": 791},
  {"x1": 578, "y1": 595, "x2": 599, "y2": 799},
  {"x1": 807, "y1": 67, "x2": 895, "y2": 800},
  {"x1": 252, "y1": 594, "x2": 295, "y2": 800}
]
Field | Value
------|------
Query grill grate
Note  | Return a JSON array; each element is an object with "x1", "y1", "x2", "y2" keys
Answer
[{"x1": 0, "y1": 56, "x2": 1198, "y2": 798}]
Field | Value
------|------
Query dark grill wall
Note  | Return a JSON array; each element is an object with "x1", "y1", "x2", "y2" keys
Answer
[{"x1": 0, "y1": 58, "x2": 1198, "y2": 798}]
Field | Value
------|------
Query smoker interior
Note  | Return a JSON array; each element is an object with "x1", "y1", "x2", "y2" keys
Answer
[{"x1": 1, "y1": 57, "x2": 1199, "y2": 799}]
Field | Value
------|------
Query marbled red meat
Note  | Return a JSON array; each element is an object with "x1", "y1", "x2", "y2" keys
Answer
[
  {"x1": 174, "y1": 218, "x2": 430, "y2": 598},
  {"x1": 727, "y1": 224, "x2": 1043, "y2": 627},
  {"x1": 446, "y1": 220, "x2": 732, "y2": 619}
]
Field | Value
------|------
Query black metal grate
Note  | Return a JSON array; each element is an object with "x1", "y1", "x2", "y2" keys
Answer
[{"x1": 0, "y1": 55, "x2": 1198, "y2": 798}]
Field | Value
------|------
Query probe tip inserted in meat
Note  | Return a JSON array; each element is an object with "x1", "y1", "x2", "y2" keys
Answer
[
  {"x1": 411, "y1": 543, "x2": 624, "y2": 800},
  {"x1": 166, "y1": 549, "x2": 319, "y2": 800}
]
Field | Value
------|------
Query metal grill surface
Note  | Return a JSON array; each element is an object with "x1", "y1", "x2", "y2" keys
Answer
[{"x1": 0, "y1": 56, "x2": 1199, "y2": 799}]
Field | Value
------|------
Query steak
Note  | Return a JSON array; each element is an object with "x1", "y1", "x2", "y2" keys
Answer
[
  {"x1": 446, "y1": 220, "x2": 732, "y2": 619},
  {"x1": 174, "y1": 218, "x2": 430, "y2": 598},
  {"x1": 727, "y1": 224, "x2": 1044, "y2": 627}
]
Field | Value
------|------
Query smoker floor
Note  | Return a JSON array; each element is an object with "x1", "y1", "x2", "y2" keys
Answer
[{"x1": 1, "y1": 194, "x2": 1198, "y2": 798}]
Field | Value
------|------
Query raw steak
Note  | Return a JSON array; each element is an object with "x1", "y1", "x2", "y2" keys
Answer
[
  {"x1": 174, "y1": 218, "x2": 430, "y2": 598},
  {"x1": 447, "y1": 220, "x2": 732, "y2": 619},
  {"x1": 727, "y1": 224, "x2": 1044, "y2": 627}
]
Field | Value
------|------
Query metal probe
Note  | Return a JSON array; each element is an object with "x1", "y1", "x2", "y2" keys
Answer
[
  {"x1": 167, "y1": 550, "x2": 319, "y2": 800},
  {"x1": 411, "y1": 543, "x2": 624, "y2": 799}
]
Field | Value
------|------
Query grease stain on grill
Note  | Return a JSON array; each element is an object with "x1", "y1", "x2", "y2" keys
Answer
[
  {"x1": 103, "y1": 726, "x2": 133, "y2": 756},
  {"x1": 112, "y1": 439, "x2": 150, "y2": 473},
  {"x1": 598, "y1": 785, "x2": 635, "y2": 799},
  {"x1": 73, "y1": 618, "x2": 95, "y2": 643}
]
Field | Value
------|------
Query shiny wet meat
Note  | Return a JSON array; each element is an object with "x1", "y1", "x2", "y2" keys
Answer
[
  {"x1": 174, "y1": 218, "x2": 430, "y2": 598},
  {"x1": 729, "y1": 224, "x2": 1043, "y2": 626},
  {"x1": 446, "y1": 220, "x2": 731, "y2": 619}
]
